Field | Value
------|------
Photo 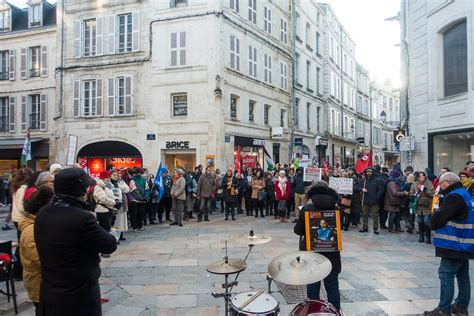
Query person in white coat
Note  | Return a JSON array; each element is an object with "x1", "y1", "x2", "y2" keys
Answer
[
  {"x1": 93, "y1": 170, "x2": 120, "y2": 233},
  {"x1": 110, "y1": 169, "x2": 129, "y2": 240}
]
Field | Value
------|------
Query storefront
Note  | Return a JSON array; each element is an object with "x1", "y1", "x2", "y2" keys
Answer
[
  {"x1": 77, "y1": 141, "x2": 143, "y2": 178},
  {"x1": 330, "y1": 137, "x2": 357, "y2": 168},
  {"x1": 0, "y1": 138, "x2": 50, "y2": 173},
  {"x1": 234, "y1": 136, "x2": 265, "y2": 169},
  {"x1": 429, "y1": 129, "x2": 474, "y2": 174},
  {"x1": 384, "y1": 151, "x2": 400, "y2": 167},
  {"x1": 316, "y1": 137, "x2": 328, "y2": 167},
  {"x1": 161, "y1": 140, "x2": 197, "y2": 172}
]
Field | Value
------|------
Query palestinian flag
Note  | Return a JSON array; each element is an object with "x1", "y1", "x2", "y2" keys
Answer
[
  {"x1": 263, "y1": 146, "x2": 275, "y2": 171},
  {"x1": 20, "y1": 130, "x2": 31, "y2": 166}
]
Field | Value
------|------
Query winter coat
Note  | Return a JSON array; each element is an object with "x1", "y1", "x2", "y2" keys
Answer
[
  {"x1": 171, "y1": 177, "x2": 186, "y2": 201},
  {"x1": 93, "y1": 179, "x2": 117, "y2": 213},
  {"x1": 197, "y1": 173, "x2": 216, "y2": 198},
  {"x1": 350, "y1": 176, "x2": 362, "y2": 213},
  {"x1": 12, "y1": 184, "x2": 27, "y2": 222},
  {"x1": 430, "y1": 182, "x2": 474, "y2": 260},
  {"x1": 19, "y1": 214, "x2": 41, "y2": 303},
  {"x1": 383, "y1": 181, "x2": 408, "y2": 213},
  {"x1": 163, "y1": 175, "x2": 173, "y2": 197},
  {"x1": 185, "y1": 175, "x2": 197, "y2": 195},
  {"x1": 410, "y1": 179, "x2": 435, "y2": 215},
  {"x1": 220, "y1": 175, "x2": 239, "y2": 204},
  {"x1": 292, "y1": 172, "x2": 307, "y2": 194},
  {"x1": 265, "y1": 178, "x2": 275, "y2": 198},
  {"x1": 35, "y1": 194, "x2": 117, "y2": 316},
  {"x1": 359, "y1": 173, "x2": 383, "y2": 206},
  {"x1": 251, "y1": 177, "x2": 265, "y2": 199},
  {"x1": 275, "y1": 177, "x2": 291, "y2": 201}
]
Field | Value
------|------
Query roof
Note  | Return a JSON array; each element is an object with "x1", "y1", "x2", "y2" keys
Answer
[{"x1": 1, "y1": 0, "x2": 56, "y2": 34}]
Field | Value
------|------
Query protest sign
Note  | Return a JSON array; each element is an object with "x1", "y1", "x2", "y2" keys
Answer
[
  {"x1": 303, "y1": 167, "x2": 322, "y2": 182},
  {"x1": 329, "y1": 177, "x2": 353, "y2": 195},
  {"x1": 305, "y1": 210, "x2": 342, "y2": 252}
]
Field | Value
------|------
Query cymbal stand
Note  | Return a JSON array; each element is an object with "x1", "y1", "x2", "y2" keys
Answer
[
  {"x1": 229, "y1": 243, "x2": 254, "y2": 293},
  {"x1": 211, "y1": 241, "x2": 237, "y2": 316}
]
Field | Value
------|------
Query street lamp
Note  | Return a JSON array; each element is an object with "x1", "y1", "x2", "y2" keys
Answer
[{"x1": 343, "y1": 124, "x2": 355, "y2": 137}]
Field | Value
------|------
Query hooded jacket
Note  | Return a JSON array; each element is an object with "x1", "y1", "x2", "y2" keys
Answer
[
  {"x1": 358, "y1": 168, "x2": 383, "y2": 206},
  {"x1": 292, "y1": 168, "x2": 307, "y2": 194}
]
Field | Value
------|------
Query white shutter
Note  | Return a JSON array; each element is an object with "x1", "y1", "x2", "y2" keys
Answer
[
  {"x1": 125, "y1": 76, "x2": 132, "y2": 115},
  {"x1": 8, "y1": 49, "x2": 15, "y2": 81},
  {"x1": 73, "y1": 80, "x2": 80, "y2": 117},
  {"x1": 8, "y1": 97, "x2": 15, "y2": 132},
  {"x1": 40, "y1": 94, "x2": 47, "y2": 131},
  {"x1": 108, "y1": 15, "x2": 115, "y2": 54},
  {"x1": 40, "y1": 46, "x2": 48, "y2": 77},
  {"x1": 74, "y1": 20, "x2": 82, "y2": 58},
  {"x1": 96, "y1": 17, "x2": 103, "y2": 56},
  {"x1": 20, "y1": 48, "x2": 27, "y2": 79},
  {"x1": 132, "y1": 12, "x2": 140, "y2": 52},
  {"x1": 96, "y1": 79, "x2": 103, "y2": 116},
  {"x1": 21, "y1": 96, "x2": 27, "y2": 131},
  {"x1": 108, "y1": 77, "x2": 115, "y2": 116}
]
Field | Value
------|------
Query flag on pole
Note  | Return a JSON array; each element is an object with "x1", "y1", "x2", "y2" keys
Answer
[
  {"x1": 355, "y1": 151, "x2": 373, "y2": 173},
  {"x1": 234, "y1": 146, "x2": 242, "y2": 176},
  {"x1": 263, "y1": 146, "x2": 275, "y2": 171},
  {"x1": 154, "y1": 162, "x2": 165, "y2": 202},
  {"x1": 20, "y1": 130, "x2": 31, "y2": 166}
]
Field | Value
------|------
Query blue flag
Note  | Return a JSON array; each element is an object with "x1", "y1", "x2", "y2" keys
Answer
[{"x1": 154, "y1": 162, "x2": 165, "y2": 202}]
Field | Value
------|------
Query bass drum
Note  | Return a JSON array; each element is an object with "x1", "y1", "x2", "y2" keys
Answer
[
  {"x1": 291, "y1": 299, "x2": 343, "y2": 316},
  {"x1": 231, "y1": 291, "x2": 279, "y2": 315}
]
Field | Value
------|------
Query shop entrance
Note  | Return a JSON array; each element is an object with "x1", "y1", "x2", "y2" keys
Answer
[{"x1": 163, "y1": 151, "x2": 196, "y2": 172}]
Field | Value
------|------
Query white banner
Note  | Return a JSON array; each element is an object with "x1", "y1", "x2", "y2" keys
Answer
[
  {"x1": 329, "y1": 177, "x2": 353, "y2": 195},
  {"x1": 66, "y1": 135, "x2": 78, "y2": 166},
  {"x1": 303, "y1": 167, "x2": 322, "y2": 182}
]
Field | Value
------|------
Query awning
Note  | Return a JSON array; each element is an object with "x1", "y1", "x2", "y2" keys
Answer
[{"x1": 0, "y1": 138, "x2": 44, "y2": 149}]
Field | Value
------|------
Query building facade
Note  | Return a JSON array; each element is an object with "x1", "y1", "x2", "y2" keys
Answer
[
  {"x1": 0, "y1": 0, "x2": 56, "y2": 174},
  {"x1": 401, "y1": 0, "x2": 474, "y2": 173}
]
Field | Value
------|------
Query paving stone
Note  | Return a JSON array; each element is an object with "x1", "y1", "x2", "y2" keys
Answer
[
  {"x1": 375, "y1": 288, "x2": 423, "y2": 301},
  {"x1": 374, "y1": 300, "x2": 424, "y2": 314},
  {"x1": 104, "y1": 304, "x2": 146, "y2": 316},
  {"x1": 156, "y1": 295, "x2": 197, "y2": 308},
  {"x1": 343, "y1": 289, "x2": 389, "y2": 302},
  {"x1": 142, "y1": 284, "x2": 179, "y2": 295}
]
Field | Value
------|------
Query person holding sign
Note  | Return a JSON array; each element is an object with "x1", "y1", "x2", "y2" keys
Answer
[{"x1": 294, "y1": 181, "x2": 342, "y2": 312}]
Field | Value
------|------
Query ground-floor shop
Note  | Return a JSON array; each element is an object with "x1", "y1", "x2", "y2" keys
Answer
[
  {"x1": 384, "y1": 151, "x2": 400, "y2": 167},
  {"x1": 328, "y1": 138, "x2": 357, "y2": 168},
  {"x1": 0, "y1": 138, "x2": 50, "y2": 174},
  {"x1": 429, "y1": 128, "x2": 474, "y2": 174}
]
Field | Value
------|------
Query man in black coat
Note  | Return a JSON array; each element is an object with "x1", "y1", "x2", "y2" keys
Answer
[
  {"x1": 359, "y1": 167, "x2": 383, "y2": 235},
  {"x1": 35, "y1": 168, "x2": 117, "y2": 316}
]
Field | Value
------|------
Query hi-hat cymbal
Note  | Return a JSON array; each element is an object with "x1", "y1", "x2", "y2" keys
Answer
[
  {"x1": 236, "y1": 230, "x2": 272, "y2": 245},
  {"x1": 267, "y1": 251, "x2": 332, "y2": 285},
  {"x1": 206, "y1": 258, "x2": 247, "y2": 275}
]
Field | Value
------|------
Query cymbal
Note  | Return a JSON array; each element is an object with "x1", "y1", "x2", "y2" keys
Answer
[
  {"x1": 236, "y1": 230, "x2": 272, "y2": 245},
  {"x1": 206, "y1": 258, "x2": 247, "y2": 275},
  {"x1": 267, "y1": 251, "x2": 332, "y2": 285}
]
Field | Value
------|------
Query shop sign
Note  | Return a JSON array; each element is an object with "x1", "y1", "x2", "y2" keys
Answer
[
  {"x1": 107, "y1": 157, "x2": 143, "y2": 170},
  {"x1": 147, "y1": 134, "x2": 156, "y2": 141},
  {"x1": 356, "y1": 137, "x2": 364, "y2": 144},
  {"x1": 242, "y1": 155, "x2": 257, "y2": 168},
  {"x1": 88, "y1": 158, "x2": 105, "y2": 178},
  {"x1": 271, "y1": 127, "x2": 283, "y2": 139},
  {"x1": 252, "y1": 139, "x2": 265, "y2": 146},
  {"x1": 166, "y1": 141, "x2": 190, "y2": 149},
  {"x1": 399, "y1": 136, "x2": 414, "y2": 151},
  {"x1": 172, "y1": 94, "x2": 188, "y2": 117},
  {"x1": 318, "y1": 138, "x2": 328, "y2": 147},
  {"x1": 294, "y1": 138, "x2": 303, "y2": 146},
  {"x1": 225, "y1": 135, "x2": 231, "y2": 143}
]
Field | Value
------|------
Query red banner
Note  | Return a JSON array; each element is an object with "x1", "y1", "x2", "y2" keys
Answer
[
  {"x1": 242, "y1": 155, "x2": 257, "y2": 169},
  {"x1": 234, "y1": 146, "x2": 241, "y2": 176}
]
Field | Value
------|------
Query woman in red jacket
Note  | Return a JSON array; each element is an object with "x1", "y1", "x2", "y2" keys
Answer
[{"x1": 274, "y1": 170, "x2": 291, "y2": 222}]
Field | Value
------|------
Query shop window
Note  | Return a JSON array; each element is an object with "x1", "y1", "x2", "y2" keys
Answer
[
  {"x1": 172, "y1": 93, "x2": 187, "y2": 117},
  {"x1": 230, "y1": 95, "x2": 238, "y2": 119},
  {"x1": 443, "y1": 19, "x2": 467, "y2": 97},
  {"x1": 248, "y1": 100, "x2": 255, "y2": 122}
]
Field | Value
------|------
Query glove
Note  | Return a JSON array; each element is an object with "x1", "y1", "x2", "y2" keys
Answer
[{"x1": 114, "y1": 200, "x2": 122, "y2": 210}]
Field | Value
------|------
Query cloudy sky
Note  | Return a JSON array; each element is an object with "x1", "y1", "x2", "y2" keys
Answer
[{"x1": 8, "y1": 0, "x2": 401, "y2": 87}]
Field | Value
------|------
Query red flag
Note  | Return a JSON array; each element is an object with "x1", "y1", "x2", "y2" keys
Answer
[
  {"x1": 234, "y1": 146, "x2": 241, "y2": 176},
  {"x1": 355, "y1": 151, "x2": 372, "y2": 174}
]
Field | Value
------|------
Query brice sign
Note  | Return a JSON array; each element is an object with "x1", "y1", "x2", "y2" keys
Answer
[{"x1": 166, "y1": 141, "x2": 190, "y2": 149}]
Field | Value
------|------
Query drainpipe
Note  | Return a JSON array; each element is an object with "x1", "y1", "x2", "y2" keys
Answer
[
  {"x1": 289, "y1": 0, "x2": 297, "y2": 162},
  {"x1": 54, "y1": 0, "x2": 64, "y2": 121}
]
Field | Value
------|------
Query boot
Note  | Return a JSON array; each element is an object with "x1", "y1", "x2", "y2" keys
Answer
[
  {"x1": 197, "y1": 214, "x2": 202, "y2": 222},
  {"x1": 425, "y1": 227, "x2": 431, "y2": 244},
  {"x1": 418, "y1": 223, "x2": 425, "y2": 243},
  {"x1": 231, "y1": 209, "x2": 235, "y2": 221}
]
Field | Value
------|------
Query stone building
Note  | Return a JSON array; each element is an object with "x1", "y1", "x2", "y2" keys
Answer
[{"x1": 0, "y1": 0, "x2": 56, "y2": 173}]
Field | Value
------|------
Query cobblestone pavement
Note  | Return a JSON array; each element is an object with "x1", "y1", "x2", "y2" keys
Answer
[{"x1": 0, "y1": 207, "x2": 473, "y2": 315}]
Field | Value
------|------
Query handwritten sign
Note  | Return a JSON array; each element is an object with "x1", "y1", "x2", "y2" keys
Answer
[
  {"x1": 329, "y1": 177, "x2": 353, "y2": 195},
  {"x1": 303, "y1": 167, "x2": 322, "y2": 182}
]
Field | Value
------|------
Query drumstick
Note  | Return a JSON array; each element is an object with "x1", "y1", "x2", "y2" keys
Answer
[{"x1": 239, "y1": 289, "x2": 265, "y2": 310}]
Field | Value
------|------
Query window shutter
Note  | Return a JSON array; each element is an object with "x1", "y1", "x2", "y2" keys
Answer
[
  {"x1": 20, "y1": 48, "x2": 27, "y2": 79},
  {"x1": 8, "y1": 49, "x2": 15, "y2": 81},
  {"x1": 40, "y1": 46, "x2": 48, "y2": 77},
  {"x1": 96, "y1": 17, "x2": 103, "y2": 56},
  {"x1": 40, "y1": 94, "x2": 47, "y2": 131},
  {"x1": 74, "y1": 20, "x2": 81, "y2": 58},
  {"x1": 108, "y1": 15, "x2": 115, "y2": 54},
  {"x1": 132, "y1": 12, "x2": 140, "y2": 52},
  {"x1": 236, "y1": 38, "x2": 240, "y2": 71},
  {"x1": 125, "y1": 76, "x2": 132, "y2": 115},
  {"x1": 8, "y1": 97, "x2": 15, "y2": 132},
  {"x1": 108, "y1": 77, "x2": 115, "y2": 116},
  {"x1": 96, "y1": 79, "x2": 103, "y2": 116},
  {"x1": 73, "y1": 80, "x2": 80, "y2": 117},
  {"x1": 21, "y1": 96, "x2": 27, "y2": 132}
]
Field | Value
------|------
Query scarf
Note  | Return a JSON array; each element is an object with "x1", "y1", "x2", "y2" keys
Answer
[
  {"x1": 226, "y1": 175, "x2": 236, "y2": 196},
  {"x1": 461, "y1": 178, "x2": 474, "y2": 191},
  {"x1": 277, "y1": 176, "x2": 288, "y2": 196}
]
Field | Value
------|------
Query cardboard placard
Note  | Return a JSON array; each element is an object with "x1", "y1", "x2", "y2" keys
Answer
[
  {"x1": 305, "y1": 210, "x2": 342, "y2": 252},
  {"x1": 329, "y1": 177, "x2": 353, "y2": 195},
  {"x1": 303, "y1": 167, "x2": 322, "y2": 182}
]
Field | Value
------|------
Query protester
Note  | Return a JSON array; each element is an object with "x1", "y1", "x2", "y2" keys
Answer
[
  {"x1": 128, "y1": 167, "x2": 149, "y2": 232},
  {"x1": 158, "y1": 168, "x2": 173, "y2": 222},
  {"x1": 110, "y1": 169, "x2": 129, "y2": 240},
  {"x1": 377, "y1": 167, "x2": 390, "y2": 229},
  {"x1": 275, "y1": 170, "x2": 291, "y2": 222},
  {"x1": 339, "y1": 171, "x2": 353, "y2": 231},
  {"x1": 287, "y1": 167, "x2": 296, "y2": 219},
  {"x1": 410, "y1": 171, "x2": 435, "y2": 244},
  {"x1": 244, "y1": 167, "x2": 253, "y2": 215},
  {"x1": 251, "y1": 170, "x2": 265, "y2": 218},
  {"x1": 400, "y1": 173, "x2": 415, "y2": 233},
  {"x1": 170, "y1": 168, "x2": 186, "y2": 227},
  {"x1": 35, "y1": 168, "x2": 117, "y2": 316},
  {"x1": 184, "y1": 171, "x2": 197, "y2": 221},
  {"x1": 94, "y1": 170, "x2": 120, "y2": 235},
  {"x1": 292, "y1": 167, "x2": 307, "y2": 222},
  {"x1": 144, "y1": 174, "x2": 157, "y2": 225},
  {"x1": 459, "y1": 171, "x2": 473, "y2": 196},
  {"x1": 359, "y1": 167, "x2": 383, "y2": 235},
  {"x1": 348, "y1": 168, "x2": 362, "y2": 229},
  {"x1": 384, "y1": 169, "x2": 409, "y2": 233},
  {"x1": 48, "y1": 163, "x2": 63, "y2": 175},
  {"x1": 197, "y1": 166, "x2": 216, "y2": 222},
  {"x1": 264, "y1": 172, "x2": 275, "y2": 218},
  {"x1": 221, "y1": 168, "x2": 239, "y2": 220},
  {"x1": 424, "y1": 172, "x2": 473, "y2": 316}
]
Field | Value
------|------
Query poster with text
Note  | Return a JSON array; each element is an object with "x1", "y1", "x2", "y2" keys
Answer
[
  {"x1": 305, "y1": 210, "x2": 342, "y2": 252},
  {"x1": 329, "y1": 177, "x2": 354, "y2": 195},
  {"x1": 303, "y1": 167, "x2": 322, "y2": 182},
  {"x1": 242, "y1": 155, "x2": 257, "y2": 169}
]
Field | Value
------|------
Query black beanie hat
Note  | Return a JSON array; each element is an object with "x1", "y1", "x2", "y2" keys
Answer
[{"x1": 54, "y1": 168, "x2": 96, "y2": 197}]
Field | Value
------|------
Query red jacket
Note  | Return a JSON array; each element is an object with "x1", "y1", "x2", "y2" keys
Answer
[{"x1": 274, "y1": 179, "x2": 291, "y2": 201}]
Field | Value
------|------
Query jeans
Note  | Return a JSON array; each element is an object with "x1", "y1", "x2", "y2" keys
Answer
[
  {"x1": 265, "y1": 195, "x2": 274, "y2": 215},
  {"x1": 362, "y1": 204, "x2": 379, "y2": 230},
  {"x1": 307, "y1": 270, "x2": 341, "y2": 310},
  {"x1": 225, "y1": 202, "x2": 237, "y2": 218},
  {"x1": 294, "y1": 193, "x2": 306, "y2": 219},
  {"x1": 172, "y1": 199, "x2": 185, "y2": 224},
  {"x1": 252, "y1": 198, "x2": 264, "y2": 216},
  {"x1": 388, "y1": 211, "x2": 401, "y2": 230},
  {"x1": 158, "y1": 196, "x2": 172, "y2": 221},
  {"x1": 438, "y1": 257, "x2": 470, "y2": 311},
  {"x1": 200, "y1": 198, "x2": 212, "y2": 219},
  {"x1": 417, "y1": 214, "x2": 431, "y2": 225}
]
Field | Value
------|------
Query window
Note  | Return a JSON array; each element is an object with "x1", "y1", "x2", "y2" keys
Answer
[
  {"x1": 280, "y1": 19, "x2": 287, "y2": 44},
  {"x1": 280, "y1": 62, "x2": 288, "y2": 90},
  {"x1": 116, "y1": 76, "x2": 133, "y2": 115},
  {"x1": 248, "y1": 0, "x2": 256, "y2": 24},
  {"x1": 316, "y1": 32, "x2": 321, "y2": 54},
  {"x1": 29, "y1": 47, "x2": 40, "y2": 78},
  {"x1": 248, "y1": 46, "x2": 257, "y2": 78},
  {"x1": 0, "y1": 10, "x2": 10, "y2": 31},
  {"x1": 294, "y1": 98, "x2": 299, "y2": 128},
  {"x1": 306, "y1": 103, "x2": 310, "y2": 131},
  {"x1": 264, "y1": 104, "x2": 269, "y2": 125},
  {"x1": 305, "y1": 23, "x2": 311, "y2": 46},
  {"x1": 83, "y1": 19, "x2": 97, "y2": 57},
  {"x1": 316, "y1": 106, "x2": 320, "y2": 132},
  {"x1": 170, "y1": 0, "x2": 188, "y2": 7},
  {"x1": 344, "y1": 116, "x2": 348, "y2": 136},
  {"x1": 248, "y1": 100, "x2": 255, "y2": 122},
  {"x1": 264, "y1": 54, "x2": 272, "y2": 84},
  {"x1": 0, "y1": 51, "x2": 8, "y2": 80},
  {"x1": 29, "y1": 94, "x2": 40, "y2": 130},
  {"x1": 443, "y1": 20, "x2": 467, "y2": 97},
  {"x1": 295, "y1": 54, "x2": 299, "y2": 83},
  {"x1": 230, "y1": 0, "x2": 239, "y2": 13},
  {"x1": 230, "y1": 95, "x2": 238, "y2": 119},
  {"x1": 264, "y1": 7, "x2": 272, "y2": 34},
  {"x1": 330, "y1": 109, "x2": 335, "y2": 134},
  {"x1": 30, "y1": 4, "x2": 41, "y2": 27},
  {"x1": 336, "y1": 111, "x2": 341, "y2": 136},
  {"x1": 83, "y1": 80, "x2": 97, "y2": 116},
  {"x1": 117, "y1": 14, "x2": 133, "y2": 53},
  {"x1": 330, "y1": 36, "x2": 334, "y2": 59},
  {"x1": 316, "y1": 67, "x2": 321, "y2": 94},
  {"x1": 172, "y1": 93, "x2": 187, "y2": 117},
  {"x1": 0, "y1": 97, "x2": 8, "y2": 131},
  {"x1": 306, "y1": 61, "x2": 311, "y2": 89},
  {"x1": 230, "y1": 35, "x2": 240, "y2": 71},
  {"x1": 171, "y1": 32, "x2": 186, "y2": 66},
  {"x1": 280, "y1": 109, "x2": 285, "y2": 127}
]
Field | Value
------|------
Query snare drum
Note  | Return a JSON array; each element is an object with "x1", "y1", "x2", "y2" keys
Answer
[
  {"x1": 291, "y1": 299, "x2": 341, "y2": 316},
  {"x1": 231, "y1": 291, "x2": 280, "y2": 315}
]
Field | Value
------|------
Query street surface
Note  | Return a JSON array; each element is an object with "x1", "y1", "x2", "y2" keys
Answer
[{"x1": 0, "y1": 207, "x2": 472, "y2": 315}]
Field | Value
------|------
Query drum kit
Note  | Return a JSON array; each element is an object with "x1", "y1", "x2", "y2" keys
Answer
[{"x1": 206, "y1": 230, "x2": 344, "y2": 316}]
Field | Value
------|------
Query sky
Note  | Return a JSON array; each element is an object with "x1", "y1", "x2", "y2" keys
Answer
[{"x1": 8, "y1": 0, "x2": 401, "y2": 87}]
